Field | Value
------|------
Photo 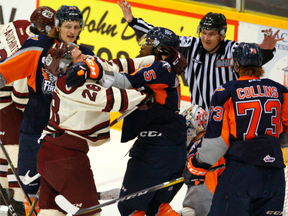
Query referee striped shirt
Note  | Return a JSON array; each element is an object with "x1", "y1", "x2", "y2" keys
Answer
[
  {"x1": 128, "y1": 17, "x2": 274, "y2": 112},
  {"x1": 179, "y1": 36, "x2": 239, "y2": 111}
]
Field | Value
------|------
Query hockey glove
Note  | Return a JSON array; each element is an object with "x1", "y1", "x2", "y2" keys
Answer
[
  {"x1": 65, "y1": 59, "x2": 104, "y2": 87},
  {"x1": 137, "y1": 86, "x2": 156, "y2": 110},
  {"x1": 183, "y1": 153, "x2": 211, "y2": 186},
  {"x1": 160, "y1": 46, "x2": 188, "y2": 75}
]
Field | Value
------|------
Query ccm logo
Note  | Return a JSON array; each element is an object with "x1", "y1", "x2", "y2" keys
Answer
[
  {"x1": 86, "y1": 59, "x2": 98, "y2": 79},
  {"x1": 139, "y1": 131, "x2": 162, "y2": 137},
  {"x1": 265, "y1": 211, "x2": 282, "y2": 215}
]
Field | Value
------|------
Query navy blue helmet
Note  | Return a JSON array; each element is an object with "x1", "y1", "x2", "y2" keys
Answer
[
  {"x1": 55, "y1": 5, "x2": 83, "y2": 27},
  {"x1": 139, "y1": 27, "x2": 179, "y2": 50},
  {"x1": 232, "y1": 42, "x2": 263, "y2": 67}
]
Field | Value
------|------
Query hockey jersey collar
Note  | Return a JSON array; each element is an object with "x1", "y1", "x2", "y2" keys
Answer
[{"x1": 238, "y1": 75, "x2": 260, "y2": 81}]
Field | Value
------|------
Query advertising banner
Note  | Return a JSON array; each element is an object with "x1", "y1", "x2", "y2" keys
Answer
[{"x1": 39, "y1": 0, "x2": 238, "y2": 102}]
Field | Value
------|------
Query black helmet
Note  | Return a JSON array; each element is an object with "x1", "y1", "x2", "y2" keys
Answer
[
  {"x1": 30, "y1": 6, "x2": 56, "y2": 35},
  {"x1": 198, "y1": 12, "x2": 227, "y2": 36},
  {"x1": 45, "y1": 42, "x2": 78, "y2": 77},
  {"x1": 139, "y1": 27, "x2": 179, "y2": 50},
  {"x1": 232, "y1": 42, "x2": 263, "y2": 68},
  {"x1": 55, "y1": 5, "x2": 84, "y2": 27}
]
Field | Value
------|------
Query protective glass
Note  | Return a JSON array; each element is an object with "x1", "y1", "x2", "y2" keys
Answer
[{"x1": 138, "y1": 34, "x2": 159, "y2": 47}]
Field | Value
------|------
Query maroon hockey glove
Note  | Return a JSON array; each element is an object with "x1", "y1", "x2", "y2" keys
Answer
[
  {"x1": 65, "y1": 59, "x2": 103, "y2": 87},
  {"x1": 160, "y1": 46, "x2": 188, "y2": 75},
  {"x1": 183, "y1": 153, "x2": 211, "y2": 186},
  {"x1": 137, "y1": 86, "x2": 156, "y2": 110}
]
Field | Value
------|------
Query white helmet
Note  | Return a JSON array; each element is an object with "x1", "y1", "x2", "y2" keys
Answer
[{"x1": 182, "y1": 105, "x2": 208, "y2": 145}]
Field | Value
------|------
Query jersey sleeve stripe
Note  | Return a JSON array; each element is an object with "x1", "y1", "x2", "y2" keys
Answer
[
  {"x1": 103, "y1": 87, "x2": 115, "y2": 112},
  {"x1": 119, "y1": 89, "x2": 128, "y2": 112},
  {"x1": 221, "y1": 98, "x2": 233, "y2": 147}
]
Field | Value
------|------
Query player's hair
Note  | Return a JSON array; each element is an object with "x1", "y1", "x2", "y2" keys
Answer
[{"x1": 238, "y1": 66, "x2": 265, "y2": 78}]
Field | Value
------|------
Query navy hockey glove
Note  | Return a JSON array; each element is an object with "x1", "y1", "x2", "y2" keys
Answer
[
  {"x1": 160, "y1": 46, "x2": 188, "y2": 75},
  {"x1": 65, "y1": 59, "x2": 103, "y2": 87},
  {"x1": 137, "y1": 86, "x2": 156, "y2": 110},
  {"x1": 183, "y1": 154, "x2": 211, "y2": 186}
]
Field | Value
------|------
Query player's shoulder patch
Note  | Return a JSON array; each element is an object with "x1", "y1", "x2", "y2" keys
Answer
[
  {"x1": 28, "y1": 35, "x2": 39, "y2": 41},
  {"x1": 212, "y1": 85, "x2": 226, "y2": 97},
  {"x1": 215, "y1": 85, "x2": 225, "y2": 92},
  {"x1": 161, "y1": 60, "x2": 172, "y2": 72}
]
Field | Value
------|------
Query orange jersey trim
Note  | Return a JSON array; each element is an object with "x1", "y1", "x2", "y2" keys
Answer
[
  {"x1": 0, "y1": 50, "x2": 42, "y2": 92},
  {"x1": 205, "y1": 157, "x2": 226, "y2": 194},
  {"x1": 282, "y1": 92, "x2": 288, "y2": 134},
  {"x1": 146, "y1": 83, "x2": 169, "y2": 105},
  {"x1": 238, "y1": 75, "x2": 260, "y2": 81},
  {"x1": 221, "y1": 97, "x2": 233, "y2": 148}
]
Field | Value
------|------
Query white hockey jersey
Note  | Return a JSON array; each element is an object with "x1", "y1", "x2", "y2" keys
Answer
[
  {"x1": 44, "y1": 75, "x2": 147, "y2": 146},
  {"x1": 0, "y1": 20, "x2": 32, "y2": 144},
  {"x1": 0, "y1": 20, "x2": 32, "y2": 110}
]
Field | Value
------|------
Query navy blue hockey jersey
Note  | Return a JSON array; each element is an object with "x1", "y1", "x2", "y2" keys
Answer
[
  {"x1": 121, "y1": 61, "x2": 186, "y2": 143},
  {"x1": 197, "y1": 75, "x2": 288, "y2": 168}
]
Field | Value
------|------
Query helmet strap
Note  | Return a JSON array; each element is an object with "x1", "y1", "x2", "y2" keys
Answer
[{"x1": 207, "y1": 40, "x2": 221, "y2": 54}]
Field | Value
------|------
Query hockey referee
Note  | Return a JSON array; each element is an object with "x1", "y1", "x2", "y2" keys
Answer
[{"x1": 118, "y1": 1, "x2": 284, "y2": 112}]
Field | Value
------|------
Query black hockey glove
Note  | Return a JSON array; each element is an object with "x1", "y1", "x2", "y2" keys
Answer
[
  {"x1": 137, "y1": 86, "x2": 156, "y2": 111},
  {"x1": 183, "y1": 153, "x2": 211, "y2": 186},
  {"x1": 160, "y1": 46, "x2": 188, "y2": 75},
  {"x1": 65, "y1": 59, "x2": 104, "y2": 87}
]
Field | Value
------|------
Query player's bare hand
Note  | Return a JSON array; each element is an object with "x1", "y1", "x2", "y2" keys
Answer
[
  {"x1": 117, "y1": 0, "x2": 133, "y2": 23},
  {"x1": 259, "y1": 28, "x2": 284, "y2": 50}
]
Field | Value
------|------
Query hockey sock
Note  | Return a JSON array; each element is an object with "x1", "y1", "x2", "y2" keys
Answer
[
  {"x1": 24, "y1": 196, "x2": 40, "y2": 216},
  {"x1": 131, "y1": 210, "x2": 145, "y2": 216},
  {"x1": 157, "y1": 203, "x2": 180, "y2": 216}
]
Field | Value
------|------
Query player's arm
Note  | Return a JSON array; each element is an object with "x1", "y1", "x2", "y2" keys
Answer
[
  {"x1": 65, "y1": 55, "x2": 157, "y2": 88},
  {"x1": 0, "y1": 46, "x2": 42, "y2": 88},
  {"x1": 57, "y1": 79, "x2": 149, "y2": 113},
  {"x1": 11, "y1": 78, "x2": 29, "y2": 111},
  {"x1": 100, "y1": 49, "x2": 186, "y2": 90},
  {"x1": 196, "y1": 88, "x2": 231, "y2": 166},
  {"x1": 257, "y1": 29, "x2": 283, "y2": 65},
  {"x1": 96, "y1": 55, "x2": 156, "y2": 74}
]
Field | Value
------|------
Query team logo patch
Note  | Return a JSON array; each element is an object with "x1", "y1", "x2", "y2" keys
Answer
[
  {"x1": 263, "y1": 155, "x2": 275, "y2": 163},
  {"x1": 28, "y1": 35, "x2": 39, "y2": 41},
  {"x1": 179, "y1": 36, "x2": 192, "y2": 47},
  {"x1": 164, "y1": 29, "x2": 173, "y2": 36},
  {"x1": 215, "y1": 85, "x2": 225, "y2": 92},
  {"x1": 45, "y1": 54, "x2": 53, "y2": 67},
  {"x1": 42, "y1": 9, "x2": 54, "y2": 19}
]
